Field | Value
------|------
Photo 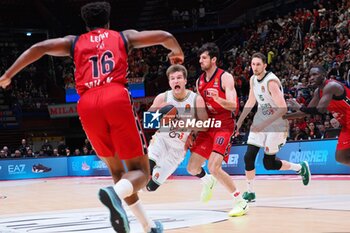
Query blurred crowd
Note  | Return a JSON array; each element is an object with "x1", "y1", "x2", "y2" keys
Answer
[{"x1": 0, "y1": 138, "x2": 95, "y2": 159}]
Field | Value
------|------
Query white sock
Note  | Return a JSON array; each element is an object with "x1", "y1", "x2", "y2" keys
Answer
[
  {"x1": 200, "y1": 173, "x2": 211, "y2": 185},
  {"x1": 129, "y1": 200, "x2": 155, "y2": 232},
  {"x1": 231, "y1": 190, "x2": 243, "y2": 201},
  {"x1": 246, "y1": 179, "x2": 254, "y2": 193},
  {"x1": 290, "y1": 163, "x2": 302, "y2": 172},
  {"x1": 113, "y1": 179, "x2": 133, "y2": 199}
]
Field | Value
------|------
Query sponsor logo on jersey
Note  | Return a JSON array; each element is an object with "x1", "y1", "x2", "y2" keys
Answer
[
  {"x1": 185, "y1": 104, "x2": 191, "y2": 113},
  {"x1": 261, "y1": 86, "x2": 265, "y2": 93},
  {"x1": 213, "y1": 78, "x2": 219, "y2": 87}
]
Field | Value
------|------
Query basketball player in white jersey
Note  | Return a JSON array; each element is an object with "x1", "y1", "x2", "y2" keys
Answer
[
  {"x1": 235, "y1": 53, "x2": 311, "y2": 202},
  {"x1": 145, "y1": 64, "x2": 208, "y2": 191}
]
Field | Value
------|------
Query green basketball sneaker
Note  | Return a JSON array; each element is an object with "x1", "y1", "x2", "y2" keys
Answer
[
  {"x1": 242, "y1": 191, "x2": 256, "y2": 202},
  {"x1": 299, "y1": 161, "x2": 311, "y2": 185}
]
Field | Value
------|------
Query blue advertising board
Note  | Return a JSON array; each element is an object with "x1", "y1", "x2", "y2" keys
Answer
[
  {"x1": 174, "y1": 139, "x2": 349, "y2": 175},
  {"x1": 0, "y1": 157, "x2": 67, "y2": 180},
  {"x1": 67, "y1": 156, "x2": 110, "y2": 176},
  {"x1": 0, "y1": 139, "x2": 348, "y2": 181}
]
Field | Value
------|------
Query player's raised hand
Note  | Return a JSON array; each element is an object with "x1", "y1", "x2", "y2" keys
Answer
[
  {"x1": 0, "y1": 73, "x2": 12, "y2": 89},
  {"x1": 168, "y1": 50, "x2": 184, "y2": 64}
]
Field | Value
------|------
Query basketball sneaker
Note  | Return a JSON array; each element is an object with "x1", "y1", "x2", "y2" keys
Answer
[
  {"x1": 228, "y1": 199, "x2": 249, "y2": 217},
  {"x1": 299, "y1": 161, "x2": 311, "y2": 185},
  {"x1": 98, "y1": 186, "x2": 130, "y2": 233},
  {"x1": 242, "y1": 191, "x2": 256, "y2": 202},
  {"x1": 149, "y1": 220, "x2": 163, "y2": 233},
  {"x1": 32, "y1": 164, "x2": 52, "y2": 173},
  {"x1": 200, "y1": 175, "x2": 217, "y2": 203}
]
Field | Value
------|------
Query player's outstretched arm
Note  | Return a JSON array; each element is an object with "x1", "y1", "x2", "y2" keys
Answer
[
  {"x1": 148, "y1": 93, "x2": 166, "y2": 112},
  {"x1": 0, "y1": 36, "x2": 75, "y2": 89},
  {"x1": 122, "y1": 30, "x2": 184, "y2": 64},
  {"x1": 236, "y1": 76, "x2": 256, "y2": 131}
]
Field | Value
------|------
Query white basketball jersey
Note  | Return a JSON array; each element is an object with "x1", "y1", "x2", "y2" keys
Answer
[
  {"x1": 156, "y1": 90, "x2": 197, "y2": 144},
  {"x1": 252, "y1": 72, "x2": 288, "y2": 132}
]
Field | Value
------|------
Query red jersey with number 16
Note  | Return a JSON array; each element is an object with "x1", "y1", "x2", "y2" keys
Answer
[
  {"x1": 72, "y1": 28, "x2": 128, "y2": 96},
  {"x1": 197, "y1": 68, "x2": 238, "y2": 129}
]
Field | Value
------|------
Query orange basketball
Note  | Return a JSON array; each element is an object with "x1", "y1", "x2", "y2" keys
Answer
[{"x1": 159, "y1": 104, "x2": 178, "y2": 126}]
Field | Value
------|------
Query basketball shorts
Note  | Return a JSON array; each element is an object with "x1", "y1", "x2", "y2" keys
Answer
[
  {"x1": 148, "y1": 133, "x2": 186, "y2": 185},
  {"x1": 247, "y1": 131, "x2": 287, "y2": 155},
  {"x1": 191, "y1": 129, "x2": 234, "y2": 159},
  {"x1": 337, "y1": 126, "x2": 350, "y2": 150},
  {"x1": 77, "y1": 83, "x2": 147, "y2": 159}
]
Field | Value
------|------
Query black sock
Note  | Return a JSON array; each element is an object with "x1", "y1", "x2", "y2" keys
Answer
[{"x1": 195, "y1": 167, "x2": 206, "y2": 178}]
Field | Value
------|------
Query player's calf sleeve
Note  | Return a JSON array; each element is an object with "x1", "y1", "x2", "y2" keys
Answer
[
  {"x1": 244, "y1": 145, "x2": 260, "y2": 171},
  {"x1": 263, "y1": 154, "x2": 282, "y2": 170},
  {"x1": 149, "y1": 159, "x2": 156, "y2": 175},
  {"x1": 146, "y1": 178, "x2": 160, "y2": 192}
]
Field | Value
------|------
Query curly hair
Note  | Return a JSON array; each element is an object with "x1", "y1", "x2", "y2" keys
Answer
[{"x1": 81, "y1": 1, "x2": 111, "y2": 28}]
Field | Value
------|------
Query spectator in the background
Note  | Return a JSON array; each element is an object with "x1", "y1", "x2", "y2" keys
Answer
[
  {"x1": 13, "y1": 149, "x2": 22, "y2": 158},
  {"x1": 18, "y1": 138, "x2": 30, "y2": 155},
  {"x1": 3, "y1": 146, "x2": 10, "y2": 157},
  {"x1": 292, "y1": 126, "x2": 307, "y2": 141},
  {"x1": 330, "y1": 117, "x2": 341, "y2": 129},
  {"x1": 57, "y1": 141, "x2": 67, "y2": 155},
  {"x1": 25, "y1": 148, "x2": 34, "y2": 158},
  {"x1": 82, "y1": 146, "x2": 90, "y2": 155},
  {"x1": 41, "y1": 139, "x2": 53, "y2": 156},
  {"x1": 74, "y1": 149, "x2": 81, "y2": 156},
  {"x1": 306, "y1": 122, "x2": 322, "y2": 139},
  {"x1": 83, "y1": 138, "x2": 92, "y2": 151},
  {"x1": 324, "y1": 120, "x2": 331, "y2": 129},
  {"x1": 65, "y1": 148, "x2": 71, "y2": 156},
  {"x1": 38, "y1": 149, "x2": 47, "y2": 157},
  {"x1": 53, "y1": 148, "x2": 60, "y2": 157},
  {"x1": 0, "y1": 150, "x2": 6, "y2": 159}
]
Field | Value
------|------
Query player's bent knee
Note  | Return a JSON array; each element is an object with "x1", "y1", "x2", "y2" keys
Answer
[
  {"x1": 263, "y1": 154, "x2": 282, "y2": 170},
  {"x1": 146, "y1": 178, "x2": 160, "y2": 192}
]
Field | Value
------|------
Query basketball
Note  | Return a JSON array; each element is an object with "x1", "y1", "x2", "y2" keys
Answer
[{"x1": 159, "y1": 104, "x2": 178, "y2": 126}]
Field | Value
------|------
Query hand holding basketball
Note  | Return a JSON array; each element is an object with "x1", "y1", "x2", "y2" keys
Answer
[{"x1": 159, "y1": 104, "x2": 178, "y2": 125}]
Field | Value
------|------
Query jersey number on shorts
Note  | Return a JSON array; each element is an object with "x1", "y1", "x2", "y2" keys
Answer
[{"x1": 89, "y1": 50, "x2": 115, "y2": 78}]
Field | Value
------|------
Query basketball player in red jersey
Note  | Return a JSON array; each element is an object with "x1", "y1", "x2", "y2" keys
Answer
[
  {"x1": 187, "y1": 43, "x2": 249, "y2": 217},
  {"x1": 285, "y1": 65, "x2": 350, "y2": 166},
  {"x1": 0, "y1": 2, "x2": 183, "y2": 233}
]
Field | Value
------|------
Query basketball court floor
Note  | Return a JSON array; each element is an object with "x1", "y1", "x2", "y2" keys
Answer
[{"x1": 1, "y1": 175, "x2": 350, "y2": 233}]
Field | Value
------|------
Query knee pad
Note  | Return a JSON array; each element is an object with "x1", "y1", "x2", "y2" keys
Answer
[
  {"x1": 263, "y1": 154, "x2": 282, "y2": 170},
  {"x1": 146, "y1": 178, "x2": 160, "y2": 192},
  {"x1": 244, "y1": 145, "x2": 260, "y2": 171}
]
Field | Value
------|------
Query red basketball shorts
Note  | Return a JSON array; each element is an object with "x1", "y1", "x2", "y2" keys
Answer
[
  {"x1": 337, "y1": 126, "x2": 350, "y2": 150},
  {"x1": 77, "y1": 83, "x2": 147, "y2": 159},
  {"x1": 191, "y1": 128, "x2": 234, "y2": 160}
]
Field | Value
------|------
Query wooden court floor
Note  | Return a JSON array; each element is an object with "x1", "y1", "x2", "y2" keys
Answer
[{"x1": 1, "y1": 175, "x2": 350, "y2": 233}]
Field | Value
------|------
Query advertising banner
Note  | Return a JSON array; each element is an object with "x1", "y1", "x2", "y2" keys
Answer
[
  {"x1": 67, "y1": 156, "x2": 110, "y2": 176},
  {"x1": 0, "y1": 157, "x2": 67, "y2": 180},
  {"x1": 47, "y1": 103, "x2": 78, "y2": 118}
]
